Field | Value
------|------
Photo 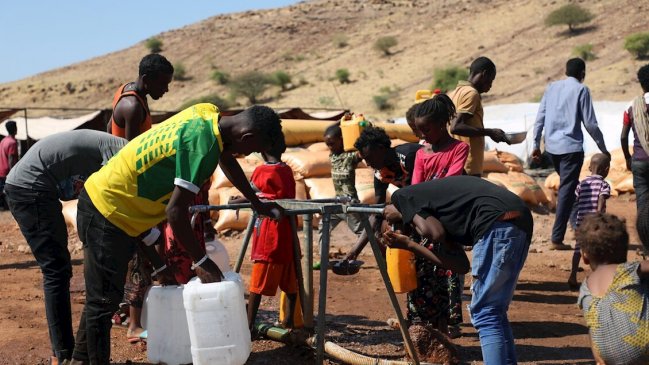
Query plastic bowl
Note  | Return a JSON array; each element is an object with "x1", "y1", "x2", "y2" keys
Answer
[
  {"x1": 330, "y1": 260, "x2": 364, "y2": 276},
  {"x1": 505, "y1": 132, "x2": 527, "y2": 144}
]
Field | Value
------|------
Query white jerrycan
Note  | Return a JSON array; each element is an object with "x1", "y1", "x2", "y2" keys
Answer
[
  {"x1": 205, "y1": 238, "x2": 231, "y2": 273},
  {"x1": 183, "y1": 272, "x2": 250, "y2": 365},
  {"x1": 144, "y1": 285, "x2": 192, "y2": 365}
]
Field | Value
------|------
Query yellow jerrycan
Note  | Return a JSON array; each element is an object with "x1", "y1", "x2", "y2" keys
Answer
[
  {"x1": 386, "y1": 247, "x2": 417, "y2": 294},
  {"x1": 278, "y1": 291, "x2": 304, "y2": 329},
  {"x1": 341, "y1": 113, "x2": 370, "y2": 151}
]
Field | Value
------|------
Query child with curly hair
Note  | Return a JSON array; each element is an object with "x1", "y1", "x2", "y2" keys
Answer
[{"x1": 577, "y1": 213, "x2": 649, "y2": 364}]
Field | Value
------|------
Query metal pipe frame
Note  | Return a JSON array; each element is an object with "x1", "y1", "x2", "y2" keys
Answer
[{"x1": 192, "y1": 200, "x2": 421, "y2": 365}]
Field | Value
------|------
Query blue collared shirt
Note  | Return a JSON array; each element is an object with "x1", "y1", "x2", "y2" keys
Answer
[{"x1": 533, "y1": 77, "x2": 607, "y2": 155}]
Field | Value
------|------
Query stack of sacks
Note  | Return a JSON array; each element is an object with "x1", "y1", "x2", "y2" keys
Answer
[
  {"x1": 483, "y1": 150, "x2": 524, "y2": 173},
  {"x1": 484, "y1": 171, "x2": 549, "y2": 206},
  {"x1": 544, "y1": 148, "x2": 632, "y2": 195}
]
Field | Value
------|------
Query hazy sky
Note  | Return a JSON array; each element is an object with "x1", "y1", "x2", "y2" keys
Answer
[{"x1": 0, "y1": 1, "x2": 300, "y2": 83}]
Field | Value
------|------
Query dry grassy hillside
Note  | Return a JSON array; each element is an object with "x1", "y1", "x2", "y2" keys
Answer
[{"x1": 0, "y1": 0, "x2": 647, "y2": 119}]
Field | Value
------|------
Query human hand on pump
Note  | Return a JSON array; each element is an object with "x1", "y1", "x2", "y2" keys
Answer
[{"x1": 255, "y1": 201, "x2": 284, "y2": 220}]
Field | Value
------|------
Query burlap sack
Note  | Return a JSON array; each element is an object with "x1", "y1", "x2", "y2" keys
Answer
[
  {"x1": 62, "y1": 200, "x2": 78, "y2": 231},
  {"x1": 282, "y1": 151, "x2": 331, "y2": 179},
  {"x1": 214, "y1": 187, "x2": 253, "y2": 232}
]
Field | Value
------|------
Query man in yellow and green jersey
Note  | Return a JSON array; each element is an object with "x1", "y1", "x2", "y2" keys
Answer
[{"x1": 71, "y1": 103, "x2": 285, "y2": 365}]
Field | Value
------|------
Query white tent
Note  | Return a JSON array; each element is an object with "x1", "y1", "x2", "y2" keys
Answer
[{"x1": 0, "y1": 111, "x2": 102, "y2": 140}]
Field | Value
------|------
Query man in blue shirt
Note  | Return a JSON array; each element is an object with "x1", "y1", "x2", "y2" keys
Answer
[{"x1": 532, "y1": 58, "x2": 609, "y2": 251}]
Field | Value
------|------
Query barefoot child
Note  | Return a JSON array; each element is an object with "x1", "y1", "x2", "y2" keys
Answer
[
  {"x1": 577, "y1": 213, "x2": 649, "y2": 364},
  {"x1": 409, "y1": 94, "x2": 469, "y2": 338},
  {"x1": 237, "y1": 141, "x2": 300, "y2": 331},
  {"x1": 568, "y1": 153, "x2": 611, "y2": 290}
]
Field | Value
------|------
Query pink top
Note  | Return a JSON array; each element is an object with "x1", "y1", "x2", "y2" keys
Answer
[
  {"x1": 411, "y1": 139, "x2": 469, "y2": 184},
  {"x1": 0, "y1": 136, "x2": 17, "y2": 178}
]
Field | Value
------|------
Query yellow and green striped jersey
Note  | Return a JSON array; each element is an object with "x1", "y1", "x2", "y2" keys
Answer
[{"x1": 85, "y1": 103, "x2": 223, "y2": 236}]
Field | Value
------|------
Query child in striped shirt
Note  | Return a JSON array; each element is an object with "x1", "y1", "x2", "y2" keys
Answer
[{"x1": 569, "y1": 153, "x2": 611, "y2": 290}]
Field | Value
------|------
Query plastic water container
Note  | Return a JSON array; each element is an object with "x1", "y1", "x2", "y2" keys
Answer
[
  {"x1": 278, "y1": 291, "x2": 304, "y2": 329},
  {"x1": 145, "y1": 285, "x2": 192, "y2": 365},
  {"x1": 341, "y1": 113, "x2": 370, "y2": 151},
  {"x1": 205, "y1": 238, "x2": 231, "y2": 273},
  {"x1": 183, "y1": 272, "x2": 250, "y2": 365},
  {"x1": 386, "y1": 247, "x2": 418, "y2": 293}
]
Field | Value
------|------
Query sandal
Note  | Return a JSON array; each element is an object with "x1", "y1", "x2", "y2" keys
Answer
[
  {"x1": 386, "y1": 318, "x2": 401, "y2": 329},
  {"x1": 127, "y1": 330, "x2": 147, "y2": 344}
]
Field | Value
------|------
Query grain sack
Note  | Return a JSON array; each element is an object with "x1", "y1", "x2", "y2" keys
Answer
[
  {"x1": 355, "y1": 168, "x2": 376, "y2": 204},
  {"x1": 482, "y1": 177, "x2": 506, "y2": 189},
  {"x1": 215, "y1": 187, "x2": 252, "y2": 232},
  {"x1": 614, "y1": 173, "x2": 634, "y2": 193},
  {"x1": 504, "y1": 162, "x2": 524, "y2": 172},
  {"x1": 304, "y1": 177, "x2": 336, "y2": 200},
  {"x1": 545, "y1": 172, "x2": 560, "y2": 191},
  {"x1": 207, "y1": 187, "x2": 222, "y2": 221},
  {"x1": 540, "y1": 184, "x2": 557, "y2": 210},
  {"x1": 212, "y1": 158, "x2": 262, "y2": 189},
  {"x1": 483, "y1": 150, "x2": 509, "y2": 173},
  {"x1": 497, "y1": 150, "x2": 523, "y2": 170},
  {"x1": 62, "y1": 200, "x2": 78, "y2": 231},
  {"x1": 282, "y1": 150, "x2": 331, "y2": 179},
  {"x1": 281, "y1": 119, "x2": 419, "y2": 146},
  {"x1": 485, "y1": 172, "x2": 538, "y2": 205},
  {"x1": 306, "y1": 142, "x2": 330, "y2": 152}
]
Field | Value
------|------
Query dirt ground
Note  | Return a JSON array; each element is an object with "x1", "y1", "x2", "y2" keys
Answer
[{"x1": 0, "y1": 195, "x2": 642, "y2": 365}]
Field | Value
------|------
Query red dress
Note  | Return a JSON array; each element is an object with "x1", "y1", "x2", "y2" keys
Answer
[{"x1": 250, "y1": 162, "x2": 297, "y2": 265}]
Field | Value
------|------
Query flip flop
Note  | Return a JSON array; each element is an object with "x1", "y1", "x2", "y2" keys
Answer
[{"x1": 127, "y1": 330, "x2": 147, "y2": 344}]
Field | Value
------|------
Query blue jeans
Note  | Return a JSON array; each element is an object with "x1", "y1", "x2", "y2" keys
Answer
[
  {"x1": 470, "y1": 221, "x2": 530, "y2": 365},
  {"x1": 549, "y1": 152, "x2": 583, "y2": 244},
  {"x1": 5, "y1": 184, "x2": 74, "y2": 362},
  {"x1": 632, "y1": 159, "x2": 649, "y2": 211}
]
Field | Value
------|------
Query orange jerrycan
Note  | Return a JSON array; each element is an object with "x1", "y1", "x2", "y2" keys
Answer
[
  {"x1": 341, "y1": 113, "x2": 370, "y2": 151},
  {"x1": 386, "y1": 247, "x2": 417, "y2": 293}
]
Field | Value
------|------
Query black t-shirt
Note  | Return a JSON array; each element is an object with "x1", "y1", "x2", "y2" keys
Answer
[
  {"x1": 391, "y1": 176, "x2": 533, "y2": 245},
  {"x1": 373, "y1": 143, "x2": 422, "y2": 203}
]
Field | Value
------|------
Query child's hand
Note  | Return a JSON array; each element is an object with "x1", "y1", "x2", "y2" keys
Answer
[{"x1": 382, "y1": 230, "x2": 411, "y2": 250}]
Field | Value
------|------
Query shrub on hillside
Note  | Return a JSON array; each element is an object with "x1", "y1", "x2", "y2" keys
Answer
[
  {"x1": 332, "y1": 34, "x2": 348, "y2": 48},
  {"x1": 173, "y1": 63, "x2": 187, "y2": 81},
  {"x1": 545, "y1": 4, "x2": 594, "y2": 33},
  {"x1": 373, "y1": 86, "x2": 398, "y2": 111},
  {"x1": 230, "y1": 71, "x2": 270, "y2": 104},
  {"x1": 432, "y1": 66, "x2": 468, "y2": 93},
  {"x1": 269, "y1": 71, "x2": 292, "y2": 91},
  {"x1": 180, "y1": 94, "x2": 232, "y2": 110},
  {"x1": 624, "y1": 32, "x2": 649, "y2": 59},
  {"x1": 335, "y1": 69, "x2": 351, "y2": 84},
  {"x1": 145, "y1": 37, "x2": 163, "y2": 53},
  {"x1": 572, "y1": 44, "x2": 596, "y2": 61},
  {"x1": 211, "y1": 70, "x2": 230, "y2": 85},
  {"x1": 374, "y1": 36, "x2": 398, "y2": 56}
]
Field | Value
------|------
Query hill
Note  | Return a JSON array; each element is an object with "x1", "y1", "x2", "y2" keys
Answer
[{"x1": 1, "y1": 0, "x2": 648, "y2": 119}]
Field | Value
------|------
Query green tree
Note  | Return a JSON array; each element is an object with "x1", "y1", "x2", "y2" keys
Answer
[
  {"x1": 145, "y1": 37, "x2": 163, "y2": 53},
  {"x1": 230, "y1": 71, "x2": 270, "y2": 104},
  {"x1": 180, "y1": 94, "x2": 232, "y2": 110},
  {"x1": 211, "y1": 70, "x2": 230, "y2": 85},
  {"x1": 545, "y1": 4, "x2": 594, "y2": 33},
  {"x1": 374, "y1": 36, "x2": 398, "y2": 56},
  {"x1": 269, "y1": 71, "x2": 292, "y2": 91},
  {"x1": 173, "y1": 63, "x2": 187, "y2": 81},
  {"x1": 572, "y1": 44, "x2": 596, "y2": 61},
  {"x1": 432, "y1": 65, "x2": 468, "y2": 92},
  {"x1": 335, "y1": 68, "x2": 351, "y2": 84},
  {"x1": 624, "y1": 32, "x2": 649, "y2": 59}
]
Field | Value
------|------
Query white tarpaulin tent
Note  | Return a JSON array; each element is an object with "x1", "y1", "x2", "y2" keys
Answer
[
  {"x1": 394, "y1": 101, "x2": 629, "y2": 165},
  {"x1": 0, "y1": 111, "x2": 101, "y2": 140}
]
